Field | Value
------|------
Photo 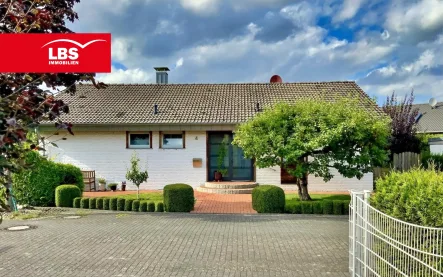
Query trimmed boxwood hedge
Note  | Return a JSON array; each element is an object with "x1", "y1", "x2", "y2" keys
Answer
[
  {"x1": 285, "y1": 202, "x2": 302, "y2": 214},
  {"x1": 156, "y1": 202, "x2": 164, "y2": 212},
  {"x1": 163, "y1": 184, "x2": 194, "y2": 212},
  {"x1": 323, "y1": 200, "x2": 333, "y2": 215},
  {"x1": 252, "y1": 185, "x2": 285, "y2": 213},
  {"x1": 80, "y1": 198, "x2": 89, "y2": 209},
  {"x1": 139, "y1": 201, "x2": 148, "y2": 212},
  {"x1": 55, "y1": 185, "x2": 81, "y2": 207},
  {"x1": 110, "y1": 198, "x2": 118, "y2": 211},
  {"x1": 103, "y1": 198, "x2": 110, "y2": 210},
  {"x1": 73, "y1": 197, "x2": 81, "y2": 208},
  {"x1": 147, "y1": 202, "x2": 155, "y2": 212},
  {"x1": 117, "y1": 198, "x2": 125, "y2": 211},
  {"x1": 132, "y1": 200, "x2": 140, "y2": 212},
  {"x1": 312, "y1": 202, "x2": 323, "y2": 214},
  {"x1": 285, "y1": 200, "x2": 350, "y2": 215},
  {"x1": 89, "y1": 198, "x2": 97, "y2": 209},
  {"x1": 300, "y1": 201, "x2": 313, "y2": 214},
  {"x1": 96, "y1": 198, "x2": 104, "y2": 209},
  {"x1": 333, "y1": 201, "x2": 344, "y2": 215},
  {"x1": 125, "y1": 199, "x2": 133, "y2": 211}
]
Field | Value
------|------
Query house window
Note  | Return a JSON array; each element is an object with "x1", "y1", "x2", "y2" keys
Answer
[
  {"x1": 161, "y1": 132, "x2": 185, "y2": 149},
  {"x1": 127, "y1": 132, "x2": 151, "y2": 149}
]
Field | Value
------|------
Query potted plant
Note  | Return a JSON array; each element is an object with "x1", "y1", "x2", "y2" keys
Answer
[
  {"x1": 98, "y1": 177, "x2": 106, "y2": 191},
  {"x1": 108, "y1": 183, "x2": 118, "y2": 192},
  {"x1": 214, "y1": 137, "x2": 228, "y2": 182},
  {"x1": 121, "y1": 181, "x2": 126, "y2": 191}
]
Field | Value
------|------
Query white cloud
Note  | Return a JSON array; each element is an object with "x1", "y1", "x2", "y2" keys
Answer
[
  {"x1": 280, "y1": 2, "x2": 318, "y2": 28},
  {"x1": 334, "y1": 0, "x2": 365, "y2": 22},
  {"x1": 154, "y1": 20, "x2": 182, "y2": 35},
  {"x1": 180, "y1": 0, "x2": 220, "y2": 15},
  {"x1": 175, "y1": 57, "x2": 184, "y2": 68},
  {"x1": 381, "y1": 30, "x2": 390, "y2": 40},
  {"x1": 97, "y1": 67, "x2": 153, "y2": 84}
]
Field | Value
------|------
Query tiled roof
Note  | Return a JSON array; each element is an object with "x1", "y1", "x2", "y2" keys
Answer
[
  {"x1": 413, "y1": 102, "x2": 443, "y2": 133},
  {"x1": 51, "y1": 82, "x2": 379, "y2": 125}
]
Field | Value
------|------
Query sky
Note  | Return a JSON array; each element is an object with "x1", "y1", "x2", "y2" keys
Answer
[{"x1": 69, "y1": 0, "x2": 443, "y2": 105}]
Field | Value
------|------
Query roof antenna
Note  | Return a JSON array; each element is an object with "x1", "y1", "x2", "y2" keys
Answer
[
  {"x1": 429, "y1": 98, "x2": 437, "y2": 109},
  {"x1": 154, "y1": 104, "x2": 159, "y2": 114}
]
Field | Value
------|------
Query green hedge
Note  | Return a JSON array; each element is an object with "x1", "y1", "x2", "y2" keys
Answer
[
  {"x1": 73, "y1": 197, "x2": 81, "y2": 208},
  {"x1": 163, "y1": 184, "x2": 194, "y2": 212},
  {"x1": 96, "y1": 198, "x2": 104, "y2": 209},
  {"x1": 139, "y1": 201, "x2": 148, "y2": 212},
  {"x1": 422, "y1": 153, "x2": 443, "y2": 171},
  {"x1": 301, "y1": 202, "x2": 313, "y2": 214},
  {"x1": 125, "y1": 199, "x2": 133, "y2": 211},
  {"x1": 89, "y1": 198, "x2": 97, "y2": 209},
  {"x1": 147, "y1": 202, "x2": 155, "y2": 212},
  {"x1": 285, "y1": 202, "x2": 302, "y2": 214},
  {"x1": 333, "y1": 201, "x2": 344, "y2": 215},
  {"x1": 103, "y1": 198, "x2": 110, "y2": 210},
  {"x1": 285, "y1": 200, "x2": 350, "y2": 215},
  {"x1": 132, "y1": 200, "x2": 140, "y2": 212},
  {"x1": 252, "y1": 185, "x2": 285, "y2": 213},
  {"x1": 117, "y1": 198, "x2": 125, "y2": 211},
  {"x1": 323, "y1": 200, "x2": 333, "y2": 214},
  {"x1": 12, "y1": 151, "x2": 84, "y2": 206},
  {"x1": 80, "y1": 198, "x2": 89, "y2": 209},
  {"x1": 55, "y1": 185, "x2": 81, "y2": 207},
  {"x1": 110, "y1": 198, "x2": 118, "y2": 211},
  {"x1": 312, "y1": 202, "x2": 323, "y2": 214},
  {"x1": 156, "y1": 202, "x2": 164, "y2": 212}
]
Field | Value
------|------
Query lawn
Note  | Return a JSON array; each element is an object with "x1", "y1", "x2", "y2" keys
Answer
[
  {"x1": 285, "y1": 193, "x2": 350, "y2": 205},
  {"x1": 101, "y1": 192, "x2": 164, "y2": 203}
]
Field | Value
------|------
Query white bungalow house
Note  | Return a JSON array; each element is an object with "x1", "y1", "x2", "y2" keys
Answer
[{"x1": 40, "y1": 69, "x2": 374, "y2": 192}]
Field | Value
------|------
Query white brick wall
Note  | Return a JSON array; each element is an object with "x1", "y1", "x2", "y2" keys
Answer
[
  {"x1": 46, "y1": 131, "x2": 207, "y2": 190},
  {"x1": 256, "y1": 166, "x2": 281, "y2": 184}
]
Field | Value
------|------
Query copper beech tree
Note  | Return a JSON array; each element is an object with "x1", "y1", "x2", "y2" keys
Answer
[
  {"x1": 233, "y1": 98, "x2": 390, "y2": 200},
  {"x1": 0, "y1": 0, "x2": 107, "y2": 214}
]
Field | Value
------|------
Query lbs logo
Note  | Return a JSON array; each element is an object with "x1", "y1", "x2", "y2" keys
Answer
[{"x1": 0, "y1": 33, "x2": 111, "y2": 73}]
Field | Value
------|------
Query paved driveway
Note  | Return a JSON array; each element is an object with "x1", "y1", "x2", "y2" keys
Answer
[{"x1": 0, "y1": 213, "x2": 349, "y2": 277}]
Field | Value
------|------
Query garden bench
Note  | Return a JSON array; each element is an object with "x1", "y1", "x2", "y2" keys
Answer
[{"x1": 81, "y1": 170, "x2": 96, "y2": 191}]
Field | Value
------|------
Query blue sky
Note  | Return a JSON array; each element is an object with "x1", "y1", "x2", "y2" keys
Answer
[{"x1": 70, "y1": 0, "x2": 443, "y2": 105}]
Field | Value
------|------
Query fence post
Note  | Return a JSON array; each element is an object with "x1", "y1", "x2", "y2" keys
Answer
[
  {"x1": 363, "y1": 190, "x2": 371, "y2": 277},
  {"x1": 351, "y1": 191, "x2": 357, "y2": 277}
]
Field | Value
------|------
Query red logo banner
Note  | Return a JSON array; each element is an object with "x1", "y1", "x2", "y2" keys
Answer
[{"x1": 0, "y1": 33, "x2": 111, "y2": 73}]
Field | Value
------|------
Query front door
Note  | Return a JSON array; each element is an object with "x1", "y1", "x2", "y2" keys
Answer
[{"x1": 208, "y1": 132, "x2": 253, "y2": 181}]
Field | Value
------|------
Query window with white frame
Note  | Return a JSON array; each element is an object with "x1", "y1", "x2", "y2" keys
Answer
[
  {"x1": 161, "y1": 132, "x2": 185, "y2": 149},
  {"x1": 127, "y1": 132, "x2": 151, "y2": 149}
]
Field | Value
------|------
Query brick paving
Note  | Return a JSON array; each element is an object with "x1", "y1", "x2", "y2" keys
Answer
[
  {"x1": 193, "y1": 192, "x2": 256, "y2": 214},
  {"x1": 0, "y1": 213, "x2": 349, "y2": 276}
]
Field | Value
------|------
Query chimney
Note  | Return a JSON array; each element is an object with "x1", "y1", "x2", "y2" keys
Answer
[{"x1": 154, "y1": 67, "x2": 170, "y2": 84}]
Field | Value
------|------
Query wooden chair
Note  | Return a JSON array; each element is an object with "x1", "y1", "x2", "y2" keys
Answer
[{"x1": 81, "y1": 170, "x2": 96, "y2": 191}]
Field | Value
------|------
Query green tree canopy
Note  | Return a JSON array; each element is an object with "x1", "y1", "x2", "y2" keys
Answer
[{"x1": 233, "y1": 97, "x2": 390, "y2": 200}]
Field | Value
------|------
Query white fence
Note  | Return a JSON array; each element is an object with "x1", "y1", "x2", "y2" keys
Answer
[{"x1": 349, "y1": 191, "x2": 443, "y2": 277}]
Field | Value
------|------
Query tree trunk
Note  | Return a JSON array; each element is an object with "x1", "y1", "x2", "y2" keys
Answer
[
  {"x1": 296, "y1": 174, "x2": 311, "y2": 201},
  {"x1": 137, "y1": 186, "x2": 140, "y2": 200}
]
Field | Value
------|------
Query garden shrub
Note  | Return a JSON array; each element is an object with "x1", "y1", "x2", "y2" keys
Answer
[
  {"x1": 312, "y1": 202, "x2": 323, "y2": 214},
  {"x1": 341, "y1": 200, "x2": 350, "y2": 215},
  {"x1": 103, "y1": 198, "x2": 110, "y2": 210},
  {"x1": 80, "y1": 198, "x2": 89, "y2": 209},
  {"x1": 300, "y1": 201, "x2": 313, "y2": 214},
  {"x1": 371, "y1": 168, "x2": 443, "y2": 227},
  {"x1": 110, "y1": 198, "x2": 118, "y2": 211},
  {"x1": 73, "y1": 197, "x2": 81, "y2": 208},
  {"x1": 139, "y1": 201, "x2": 148, "y2": 212},
  {"x1": 12, "y1": 151, "x2": 84, "y2": 206},
  {"x1": 333, "y1": 201, "x2": 344, "y2": 215},
  {"x1": 125, "y1": 199, "x2": 133, "y2": 211},
  {"x1": 132, "y1": 200, "x2": 140, "y2": 212},
  {"x1": 147, "y1": 202, "x2": 155, "y2": 212},
  {"x1": 163, "y1": 184, "x2": 194, "y2": 212},
  {"x1": 323, "y1": 200, "x2": 333, "y2": 214},
  {"x1": 117, "y1": 198, "x2": 125, "y2": 211},
  {"x1": 285, "y1": 202, "x2": 302, "y2": 214},
  {"x1": 96, "y1": 198, "x2": 104, "y2": 209},
  {"x1": 89, "y1": 198, "x2": 96, "y2": 209},
  {"x1": 421, "y1": 153, "x2": 443, "y2": 171},
  {"x1": 251, "y1": 185, "x2": 285, "y2": 213},
  {"x1": 156, "y1": 202, "x2": 164, "y2": 212},
  {"x1": 55, "y1": 185, "x2": 81, "y2": 207}
]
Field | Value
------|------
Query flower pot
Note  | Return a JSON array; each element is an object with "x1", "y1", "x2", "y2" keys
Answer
[
  {"x1": 214, "y1": 171, "x2": 222, "y2": 182},
  {"x1": 122, "y1": 184, "x2": 126, "y2": 191},
  {"x1": 99, "y1": 183, "x2": 106, "y2": 191},
  {"x1": 111, "y1": 187, "x2": 116, "y2": 192}
]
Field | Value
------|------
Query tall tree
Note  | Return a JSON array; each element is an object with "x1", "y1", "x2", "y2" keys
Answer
[
  {"x1": 0, "y1": 0, "x2": 106, "y2": 213},
  {"x1": 233, "y1": 98, "x2": 390, "y2": 200},
  {"x1": 382, "y1": 91, "x2": 421, "y2": 155}
]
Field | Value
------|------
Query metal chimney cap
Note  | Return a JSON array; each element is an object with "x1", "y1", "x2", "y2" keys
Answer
[{"x1": 154, "y1": 67, "x2": 170, "y2": 72}]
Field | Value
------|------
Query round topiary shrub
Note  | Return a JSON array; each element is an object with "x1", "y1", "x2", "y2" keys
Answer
[
  {"x1": 312, "y1": 202, "x2": 323, "y2": 214},
  {"x1": 332, "y1": 200, "x2": 344, "y2": 215},
  {"x1": 89, "y1": 198, "x2": 97, "y2": 209},
  {"x1": 96, "y1": 198, "x2": 104, "y2": 209},
  {"x1": 80, "y1": 198, "x2": 89, "y2": 209},
  {"x1": 301, "y1": 201, "x2": 313, "y2": 214},
  {"x1": 139, "y1": 201, "x2": 148, "y2": 212},
  {"x1": 147, "y1": 202, "x2": 155, "y2": 212},
  {"x1": 125, "y1": 199, "x2": 133, "y2": 211},
  {"x1": 252, "y1": 185, "x2": 285, "y2": 213},
  {"x1": 117, "y1": 198, "x2": 125, "y2": 211},
  {"x1": 132, "y1": 200, "x2": 140, "y2": 212},
  {"x1": 322, "y1": 200, "x2": 333, "y2": 214},
  {"x1": 55, "y1": 185, "x2": 81, "y2": 207},
  {"x1": 163, "y1": 184, "x2": 194, "y2": 212},
  {"x1": 103, "y1": 198, "x2": 110, "y2": 210},
  {"x1": 73, "y1": 197, "x2": 81, "y2": 208},
  {"x1": 110, "y1": 198, "x2": 118, "y2": 211},
  {"x1": 156, "y1": 202, "x2": 164, "y2": 212}
]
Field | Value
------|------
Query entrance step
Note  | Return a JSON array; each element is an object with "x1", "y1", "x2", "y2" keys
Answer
[{"x1": 196, "y1": 182, "x2": 258, "y2": 194}]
